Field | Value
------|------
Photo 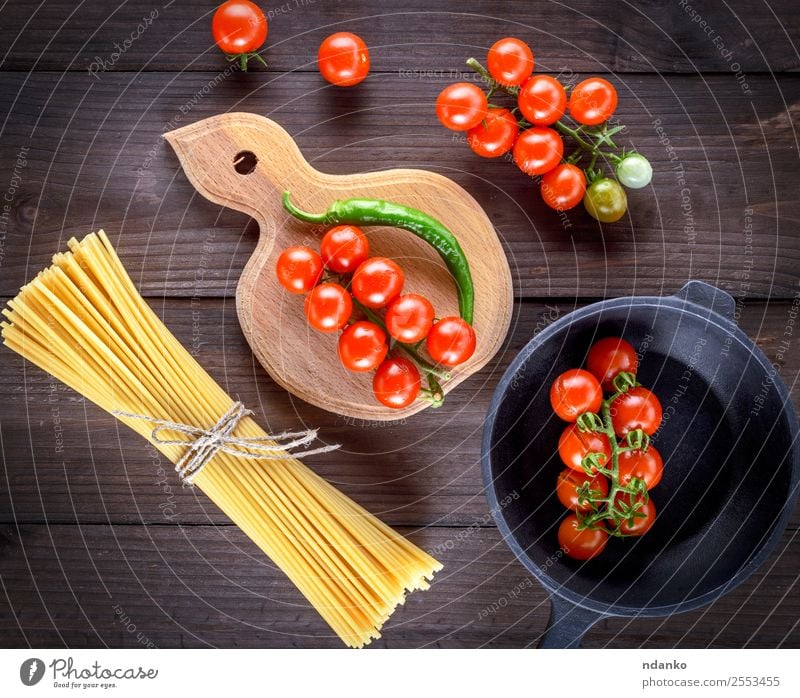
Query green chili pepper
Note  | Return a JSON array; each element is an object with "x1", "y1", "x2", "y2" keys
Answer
[{"x1": 282, "y1": 191, "x2": 474, "y2": 325}]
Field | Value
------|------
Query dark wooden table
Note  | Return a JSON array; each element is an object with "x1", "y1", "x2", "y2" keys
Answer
[{"x1": 1, "y1": 1, "x2": 799, "y2": 649}]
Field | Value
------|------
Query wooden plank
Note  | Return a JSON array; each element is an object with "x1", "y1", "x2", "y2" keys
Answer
[
  {"x1": 0, "y1": 0, "x2": 797, "y2": 74},
  {"x1": 0, "y1": 72, "x2": 798, "y2": 299},
  {"x1": 2, "y1": 298, "x2": 799, "y2": 528},
  {"x1": 0, "y1": 523, "x2": 797, "y2": 648}
]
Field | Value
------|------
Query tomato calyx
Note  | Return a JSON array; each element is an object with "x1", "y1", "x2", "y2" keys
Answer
[{"x1": 225, "y1": 51, "x2": 268, "y2": 72}]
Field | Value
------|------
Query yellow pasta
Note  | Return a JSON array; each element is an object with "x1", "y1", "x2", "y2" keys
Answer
[{"x1": 1, "y1": 230, "x2": 441, "y2": 648}]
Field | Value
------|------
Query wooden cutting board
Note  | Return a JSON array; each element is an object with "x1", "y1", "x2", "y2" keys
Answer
[{"x1": 165, "y1": 113, "x2": 512, "y2": 420}]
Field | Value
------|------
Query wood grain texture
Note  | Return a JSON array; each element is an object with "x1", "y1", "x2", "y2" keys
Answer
[
  {"x1": 0, "y1": 71, "x2": 798, "y2": 299},
  {"x1": 164, "y1": 112, "x2": 512, "y2": 419},
  {"x1": 0, "y1": 523, "x2": 797, "y2": 648},
  {"x1": 0, "y1": 0, "x2": 797, "y2": 74}
]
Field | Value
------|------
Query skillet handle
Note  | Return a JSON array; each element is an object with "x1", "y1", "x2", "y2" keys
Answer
[
  {"x1": 674, "y1": 280, "x2": 736, "y2": 323},
  {"x1": 538, "y1": 594, "x2": 607, "y2": 648}
]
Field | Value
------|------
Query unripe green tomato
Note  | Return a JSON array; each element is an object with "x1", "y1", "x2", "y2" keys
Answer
[
  {"x1": 616, "y1": 153, "x2": 653, "y2": 189},
  {"x1": 583, "y1": 178, "x2": 628, "y2": 223}
]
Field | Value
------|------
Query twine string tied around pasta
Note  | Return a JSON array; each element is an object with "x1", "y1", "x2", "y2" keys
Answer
[{"x1": 113, "y1": 401, "x2": 340, "y2": 484}]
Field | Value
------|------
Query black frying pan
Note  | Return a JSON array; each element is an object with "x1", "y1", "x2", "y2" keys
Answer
[{"x1": 482, "y1": 281, "x2": 800, "y2": 647}]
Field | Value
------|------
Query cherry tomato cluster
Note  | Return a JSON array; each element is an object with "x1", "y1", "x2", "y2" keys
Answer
[
  {"x1": 212, "y1": 2, "x2": 370, "y2": 85},
  {"x1": 275, "y1": 227, "x2": 477, "y2": 409},
  {"x1": 550, "y1": 337, "x2": 664, "y2": 561},
  {"x1": 435, "y1": 37, "x2": 653, "y2": 223}
]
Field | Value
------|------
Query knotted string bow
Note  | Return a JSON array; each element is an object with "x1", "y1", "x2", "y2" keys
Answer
[{"x1": 113, "y1": 402, "x2": 340, "y2": 485}]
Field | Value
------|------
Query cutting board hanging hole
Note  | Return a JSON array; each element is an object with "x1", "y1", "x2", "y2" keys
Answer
[{"x1": 234, "y1": 150, "x2": 258, "y2": 175}]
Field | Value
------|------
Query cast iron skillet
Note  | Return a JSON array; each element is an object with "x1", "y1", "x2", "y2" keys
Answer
[{"x1": 482, "y1": 281, "x2": 800, "y2": 647}]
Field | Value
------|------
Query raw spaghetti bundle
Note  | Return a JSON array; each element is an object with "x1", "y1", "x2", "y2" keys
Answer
[{"x1": 1, "y1": 230, "x2": 441, "y2": 647}]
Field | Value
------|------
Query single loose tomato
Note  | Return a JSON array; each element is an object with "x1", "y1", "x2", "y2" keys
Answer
[
  {"x1": 373, "y1": 356, "x2": 421, "y2": 409},
  {"x1": 610, "y1": 386, "x2": 663, "y2": 436},
  {"x1": 320, "y1": 225, "x2": 369, "y2": 274},
  {"x1": 426, "y1": 317, "x2": 476, "y2": 366},
  {"x1": 556, "y1": 468, "x2": 609, "y2": 512},
  {"x1": 540, "y1": 163, "x2": 586, "y2": 211},
  {"x1": 304, "y1": 282, "x2": 352, "y2": 332},
  {"x1": 618, "y1": 446, "x2": 664, "y2": 490},
  {"x1": 436, "y1": 82, "x2": 488, "y2": 131},
  {"x1": 614, "y1": 493, "x2": 656, "y2": 536},
  {"x1": 212, "y1": 0, "x2": 268, "y2": 70},
  {"x1": 466, "y1": 107, "x2": 519, "y2": 158},
  {"x1": 338, "y1": 321, "x2": 388, "y2": 372},
  {"x1": 550, "y1": 368, "x2": 603, "y2": 422},
  {"x1": 558, "y1": 424, "x2": 612, "y2": 473},
  {"x1": 558, "y1": 514, "x2": 608, "y2": 560},
  {"x1": 317, "y1": 32, "x2": 369, "y2": 86},
  {"x1": 517, "y1": 74, "x2": 567, "y2": 126},
  {"x1": 487, "y1": 37, "x2": 534, "y2": 87},
  {"x1": 568, "y1": 77, "x2": 618, "y2": 125},
  {"x1": 513, "y1": 127, "x2": 563, "y2": 176},
  {"x1": 385, "y1": 293, "x2": 435, "y2": 343},
  {"x1": 351, "y1": 257, "x2": 404, "y2": 308},
  {"x1": 275, "y1": 245, "x2": 323, "y2": 293},
  {"x1": 586, "y1": 337, "x2": 638, "y2": 391}
]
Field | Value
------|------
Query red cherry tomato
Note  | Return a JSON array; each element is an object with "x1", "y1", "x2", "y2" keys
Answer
[
  {"x1": 558, "y1": 424, "x2": 612, "y2": 473},
  {"x1": 568, "y1": 77, "x2": 618, "y2": 125},
  {"x1": 320, "y1": 225, "x2": 369, "y2": 274},
  {"x1": 426, "y1": 317, "x2": 476, "y2": 366},
  {"x1": 550, "y1": 368, "x2": 603, "y2": 422},
  {"x1": 610, "y1": 386, "x2": 662, "y2": 436},
  {"x1": 618, "y1": 446, "x2": 663, "y2": 490},
  {"x1": 317, "y1": 32, "x2": 370, "y2": 86},
  {"x1": 586, "y1": 337, "x2": 639, "y2": 391},
  {"x1": 486, "y1": 37, "x2": 534, "y2": 87},
  {"x1": 338, "y1": 321, "x2": 388, "y2": 372},
  {"x1": 212, "y1": 0, "x2": 268, "y2": 57},
  {"x1": 614, "y1": 493, "x2": 656, "y2": 536},
  {"x1": 558, "y1": 514, "x2": 608, "y2": 560},
  {"x1": 518, "y1": 74, "x2": 567, "y2": 126},
  {"x1": 275, "y1": 245, "x2": 323, "y2": 294},
  {"x1": 556, "y1": 468, "x2": 609, "y2": 512},
  {"x1": 373, "y1": 356, "x2": 421, "y2": 409},
  {"x1": 436, "y1": 83, "x2": 488, "y2": 131},
  {"x1": 466, "y1": 107, "x2": 519, "y2": 158},
  {"x1": 540, "y1": 163, "x2": 586, "y2": 211},
  {"x1": 384, "y1": 293, "x2": 435, "y2": 343},
  {"x1": 304, "y1": 283, "x2": 352, "y2": 333},
  {"x1": 513, "y1": 127, "x2": 563, "y2": 176},
  {"x1": 351, "y1": 257, "x2": 404, "y2": 309}
]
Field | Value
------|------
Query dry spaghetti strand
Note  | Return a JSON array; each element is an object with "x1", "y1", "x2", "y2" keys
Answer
[{"x1": 1, "y1": 230, "x2": 442, "y2": 648}]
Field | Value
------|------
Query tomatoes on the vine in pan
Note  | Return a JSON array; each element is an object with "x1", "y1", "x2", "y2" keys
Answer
[
  {"x1": 304, "y1": 283, "x2": 352, "y2": 333},
  {"x1": 568, "y1": 77, "x2": 618, "y2": 125},
  {"x1": 487, "y1": 37, "x2": 534, "y2": 87},
  {"x1": 426, "y1": 317, "x2": 476, "y2": 367},
  {"x1": 320, "y1": 225, "x2": 369, "y2": 274},
  {"x1": 467, "y1": 108, "x2": 518, "y2": 158},
  {"x1": 540, "y1": 163, "x2": 586, "y2": 211},
  {"x1": 556, "y1": 469, "x2": 609, "y2": 512},
  {"x1": 618, "y1": 446, "x2": 663, "y2": 490},
  {"x1": 436, "y1": 83, "x2": 488, "y2": 131},
  {"x1": 610, "y1": 386, "x2": 662, "y2": 436},
  {"x1": 558, "y1": 424, "x2": 612, "y2": 473},
  {"x1": 385, "y1": 293, "x2": 435, "y2": 343},
  {"x1": 586, "y1": 336, "x2": 638, "y2": 391},
  {"x1": 373, "y1": 356, "x2": 421, "y2": 409},
  {"x1": 212, "y1": 0, "x2": 268, "y2": 70},
  {"x1": 275, "y1": 245, "x2": 323, "y2": 294},
  {"x1": 513, "y1": 127, "x2": 563, "y2": 176},
  {"x1": 517, "y1": 74, "x2": 566, "y2": 126},
  {"x1": 338, "y1": 321, "x2": 388, "y2": 372},
  {"x1": 558, "y1": 514, "x2": 608, "y2": 560},
  {"x1": 318, "y1": 32, "x2": 370, "y2": 86},
  {"x1": 550, "y1": 368, "x2": 603, "y2": 422},
  {"x1": 351, "y1": 257, "x2": 404, "y2": 308},
  {"x1": 614, "y1": 493, "x2": 656, "y2": 536}
]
